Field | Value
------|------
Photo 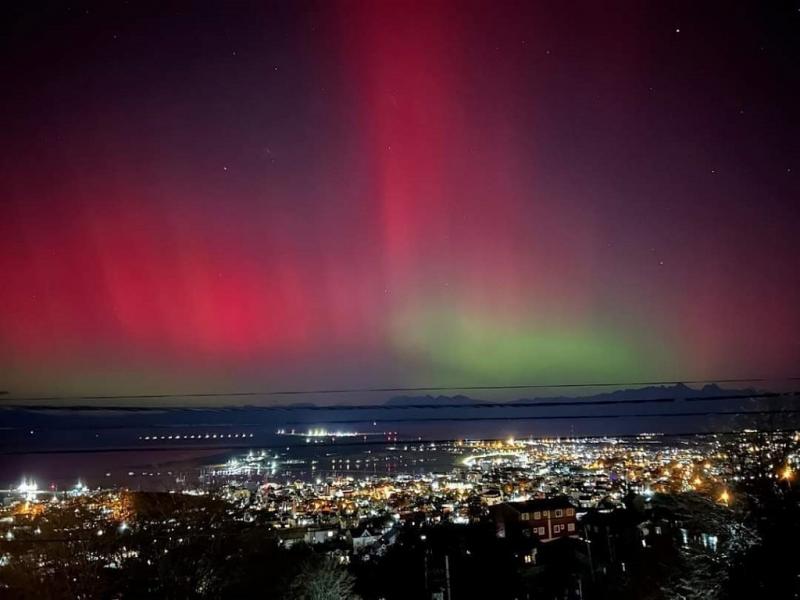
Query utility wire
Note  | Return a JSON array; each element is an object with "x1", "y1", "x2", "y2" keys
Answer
[
  {"x1": 1, "y1": 391, "x2": 797, "y2": 428},
  {"x1": 3, "y1": 390, "x2": 798, "y2": 413},
  {"x1": 294, "y1": 407, "x2": 800, "y2": 425},
  {"x1": 0, "y1": 422, "x2": 797, "y2": 456},
  {"x1": 3, "y1": 376, "x2": 798, "y2": 404}
]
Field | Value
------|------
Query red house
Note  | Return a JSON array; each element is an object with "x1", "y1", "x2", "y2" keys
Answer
[{"x1": 491, "y1": 497, "x2": 578, "y2": 542}]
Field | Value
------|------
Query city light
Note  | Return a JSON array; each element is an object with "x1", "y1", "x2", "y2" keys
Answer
[
  {"x1": 0, "y1": 428, "x2": 797, "y2": 598},
  {"x1": 16, "y1": 479, "x2": 36, "y2": 494}
]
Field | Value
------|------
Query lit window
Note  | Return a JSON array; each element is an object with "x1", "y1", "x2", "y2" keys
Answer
[
  {"x1": 533, "y1": 511, "x2": 541, "y2": 520},
  {"x1": 566, "y1": 508, "x2": 574, "y2": 516},
  {"x1": 567, "y1": 523, "x2": 575, "y2": 532},
  {"x1": 521, "y1": 512, "x2": 529, "y2": 520},
  {"x1": 542, "y1": 510, "x2": 550, "y2": 517},
  {"x1": 538, "y1": 527, "x2": 545, "y2": 535},
  {"x1": 555, "y1": 509, "x2": 563, "y2": 517}
]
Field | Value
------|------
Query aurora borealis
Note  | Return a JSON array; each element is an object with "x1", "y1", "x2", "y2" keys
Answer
[{"x1": 1, "y1": 1, "x2": 798, "y2": 399}]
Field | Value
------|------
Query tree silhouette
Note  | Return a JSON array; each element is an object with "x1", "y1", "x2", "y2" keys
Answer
[{"x1": 289, "y1": 556, "x2": 359, "y2": 600}]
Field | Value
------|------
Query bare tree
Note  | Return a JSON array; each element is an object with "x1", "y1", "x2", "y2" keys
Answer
[{"x1": 289, "y1": 557, "x2": 360, "y2": 600}]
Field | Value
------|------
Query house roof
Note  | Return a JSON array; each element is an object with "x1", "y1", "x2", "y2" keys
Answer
[
  {"x1": 350, "y1": 525, "x2": 377, "y2": 538},
  {"x1": 505, "y1": 496, "x2": 576, "y2": 513}
]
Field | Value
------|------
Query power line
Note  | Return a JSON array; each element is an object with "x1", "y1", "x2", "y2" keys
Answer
[
  {"x1": 3, "y1": 390, "x2": 798, "y2": 413},
  {"x1": 4, "y1": 376, "x2": 797, "y2": 404},
  {"x1": 0, "y1": 422, "x2": 798, "y2": 456},
  {"x1": 1, "y1": 391, "x2": 797, "y2": 426},
  {"x1": 286, "y1": 408, "x2": 800, "y2": 425}
]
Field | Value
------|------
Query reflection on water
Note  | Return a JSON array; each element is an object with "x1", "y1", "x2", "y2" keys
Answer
[{"x1": 0, "y1": 443, "x2": 460, "y2": 492}]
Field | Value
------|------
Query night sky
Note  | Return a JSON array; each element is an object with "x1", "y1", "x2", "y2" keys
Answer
[{"x1": 1, "y1": 1, "x2": 799, "y2": 398}]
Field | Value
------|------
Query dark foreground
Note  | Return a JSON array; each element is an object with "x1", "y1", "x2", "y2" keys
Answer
[{"x1": 1, "y1": 478, "x2": 799, "y2": 600}]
